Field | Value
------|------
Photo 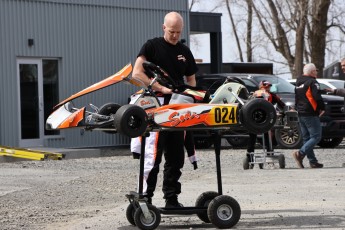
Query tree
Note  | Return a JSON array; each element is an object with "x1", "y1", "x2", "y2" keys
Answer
[
  {"x1": 225, "y1": 0, "x2": 244, "y2": 62},
  {"x1": 308, "y1": 0, "x2": 331, "y2": 76},
  {"x1": 189, "y1": 0, "x2": 345, "y2": 78},
  {"x1": 252, "y1": 0, "x2": 311, "y2": 78}
]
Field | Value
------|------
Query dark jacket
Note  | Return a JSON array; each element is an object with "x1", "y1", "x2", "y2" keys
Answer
[{"x1": 295, "y1": 75, "x2": 325, "y2": 116}]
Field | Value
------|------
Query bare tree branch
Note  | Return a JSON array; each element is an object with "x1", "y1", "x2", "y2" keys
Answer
[{"x1": 225, "y1": 0, "x2": 244, "y2": 62}]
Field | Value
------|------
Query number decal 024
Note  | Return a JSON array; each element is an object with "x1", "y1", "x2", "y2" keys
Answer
[{"x1": 212, "y1": 106, "x2": 237, "y2": 125}]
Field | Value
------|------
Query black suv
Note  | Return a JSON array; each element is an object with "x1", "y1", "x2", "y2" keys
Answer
[{"x1": 195, "y1": 73, "x2": 345, "y2": 149}]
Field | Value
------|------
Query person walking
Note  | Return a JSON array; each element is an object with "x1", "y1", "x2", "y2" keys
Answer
[
  {"x1": 292, "y1": 63, "x2": 325, "y2": 169},
  {"x1": 131, "y1": 11, "x2": 198, "y2": 208}
]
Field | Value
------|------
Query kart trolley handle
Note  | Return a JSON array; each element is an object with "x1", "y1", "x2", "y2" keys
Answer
[{"x1": 125, "y1": 130, "x2": 241, "y2": 230}]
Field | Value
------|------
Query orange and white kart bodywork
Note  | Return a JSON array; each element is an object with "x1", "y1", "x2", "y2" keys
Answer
[{"x1": 46, "y1": 62, "x2": 277, "y2": 138}]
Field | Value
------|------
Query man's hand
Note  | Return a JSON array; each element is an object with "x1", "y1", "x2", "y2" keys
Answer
[
  {"x1": 324, "y1": 88, "x2": 334, "y2": 93},
  {"x1": 152, "y1": 82, "x2": 172, "y2": 94},
  {"x1": 160, "y1": 86, "x2": 173, "y2": 94}
]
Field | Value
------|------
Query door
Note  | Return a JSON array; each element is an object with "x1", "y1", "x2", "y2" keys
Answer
[
  {"x1": 18, "y1": 59, "x2": 43, "y2": 147},
  {"x1": 17, "y1": 58, "x2": 60, "y2": 147}
]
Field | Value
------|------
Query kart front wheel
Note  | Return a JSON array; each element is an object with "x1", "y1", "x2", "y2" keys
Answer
[
  {"x1": 240, "y1": 98, "x2": 276, "y2": 134},
  {"x1": 114, "y1": 104, "x2": 148, "y2": 138}
]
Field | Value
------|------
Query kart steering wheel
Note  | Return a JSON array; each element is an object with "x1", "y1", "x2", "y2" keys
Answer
[{"x1": 142, "y1": 61, "x2": 177, "y2": 89}]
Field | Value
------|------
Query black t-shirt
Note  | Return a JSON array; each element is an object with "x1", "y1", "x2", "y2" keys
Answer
[{"x1": 138, "y1": 37, "x2": 198, "y2": 85}]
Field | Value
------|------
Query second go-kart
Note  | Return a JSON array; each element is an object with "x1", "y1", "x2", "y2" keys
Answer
[{"x1": 46, "y1": 61, "x2": 278, "y2": 229}]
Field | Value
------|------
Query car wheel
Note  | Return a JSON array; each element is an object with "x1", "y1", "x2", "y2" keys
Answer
[
  {"x1": 274, "y1": 125, "x2": 303, "y2": 149},
  {"x1": 317, "y1": 137, "x2": 343, "y2": 148}
]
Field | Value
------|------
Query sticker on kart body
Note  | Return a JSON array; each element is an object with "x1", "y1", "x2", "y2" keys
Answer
[
  {"x1": 207, "y1": 106, "x2": 238, "y2": 125},
  {"x1": 154, "y1": 104, "x2": 238, "y2": 128},
  {"x1": 168, "y1": 111, "x2": 200, "y2": 127}
]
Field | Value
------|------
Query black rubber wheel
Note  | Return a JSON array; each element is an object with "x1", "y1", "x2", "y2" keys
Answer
[
  {"x1": 317, "y1": 137, "x2": 343, "y2": 148},
  {"x1": 207, "y1": 195, "x2": 241, "y2": 229},
  {"x1": 275, "y1": 125, "x2": 303, "y2": 149},
  {"x1": 242, "y1": 156, "x2": 253, "y2": 170},
  {"x1": 133, "y1": 204, "x2": 161, "y2": 230},
  {"x1": 97, "y1": 103, "x2": 121, "y2": 134},
  {"x1": 240, "y1": 98, "x2": 276, "y2": 134},
  {"x1": 258, "y1": 163, "x2": 264, "y2": 169},
  {"x1": 126, "y1": 203, "x2": 136, "y2": 226},
  {"x1": 278, "y1": 154, "x2": 285, "y2": 169},
  {"x1": 195, "y1": 191, "x2": 219, "y2": 223},
  {"x1": 114, "y1": 104, "x2": 148, "y2": 138}
]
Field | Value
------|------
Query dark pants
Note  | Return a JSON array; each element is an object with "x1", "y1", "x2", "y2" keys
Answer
[
  {"x1": 247, "y1": 132, "x2": 271, "y2": 153},
  {"x1": 146, "y1": 130, "x2": 185, "y2": 200}
]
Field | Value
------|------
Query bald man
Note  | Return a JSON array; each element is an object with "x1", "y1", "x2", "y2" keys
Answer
[{"x1": 131, "y1": 11, "x2": 198, "y2": 208}]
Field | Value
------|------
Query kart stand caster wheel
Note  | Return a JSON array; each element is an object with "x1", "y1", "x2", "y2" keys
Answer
[
  {"x1": 126, "y1": 203, "x2": 137, "y2": 226},
  {"x1": 134, "y1": 204, "x2": 161, "y2": 230},
  {"x1": 195, "y1": 191, "x2": 218, "y2": 223},
  {"x1": 207, "y1": 195, "x2": 241, "y2": 229}
]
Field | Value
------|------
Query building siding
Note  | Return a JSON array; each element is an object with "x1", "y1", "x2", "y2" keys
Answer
[{"x1": 0, "y1": 0, "x2": 189, "y2": 148}]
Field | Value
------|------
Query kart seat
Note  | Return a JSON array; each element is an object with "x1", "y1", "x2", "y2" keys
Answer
[{"x1": 209, "y1": 82, "x2": 248, "y2": 104}]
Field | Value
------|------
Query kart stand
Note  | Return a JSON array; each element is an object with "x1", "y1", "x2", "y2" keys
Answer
[
  {"x1": 125, "y1": 131, "x2": 241, "y2": 229},
  {"x1": 243, "y1": 131, "x2": 286, "y2": 170}
]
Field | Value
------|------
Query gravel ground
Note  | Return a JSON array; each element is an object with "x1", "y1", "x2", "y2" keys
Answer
[{"x1": 1, "y1": 144, "x2": 345, "y2": 230}]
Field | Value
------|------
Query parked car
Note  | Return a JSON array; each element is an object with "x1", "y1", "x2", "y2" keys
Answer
[
  {"x1": 289, "y1": 78, "x2": 345, "y2": 93},
  {"x1": 195, "y1": 73, "x2": 345, "y2": 149}
]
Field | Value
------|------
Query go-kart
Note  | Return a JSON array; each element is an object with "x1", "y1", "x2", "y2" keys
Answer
[
  {"x1": 46, "y1": 62, "x2": 277, "y2": 138},
  {"x1": 46, "y1": 61, "x2": 278, "y2": 229}
]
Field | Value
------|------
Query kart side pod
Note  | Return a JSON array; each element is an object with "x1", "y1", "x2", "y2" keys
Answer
[{"x1": 239, "y1": 98, "x2": 277, "y2": 134}]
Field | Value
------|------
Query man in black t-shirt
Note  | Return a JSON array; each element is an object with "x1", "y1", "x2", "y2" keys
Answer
[{"x1": 131, "y1": 11, "x2": 198, "y2": 208}]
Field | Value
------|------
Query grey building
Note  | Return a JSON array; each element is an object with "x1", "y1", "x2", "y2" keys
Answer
[{"x1": 0, "y1": 0, "x2": 190, "y2": 148}]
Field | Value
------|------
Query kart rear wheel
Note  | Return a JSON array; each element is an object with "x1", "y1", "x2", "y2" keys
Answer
[
  {"x1": 114, "y1": 105, "x2": 148, "y2": 138},
  {"x1": 207, "y1": 195, "x2": 241, "y2": 229},
  {"x1": 98, "y1": 103, "x2": 121, "y2": 134},
  {"x1": 133, "y1": 204, "x2": 161, "y2": 230},
  {"x1": 195, "y1": 191, "x2": 219, "y2": 223},
  {"x1": 240, "y1": 98, "x2": 276, "y2": 134}
]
